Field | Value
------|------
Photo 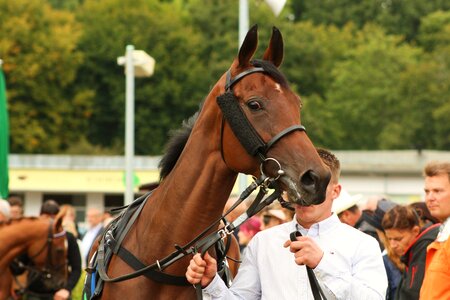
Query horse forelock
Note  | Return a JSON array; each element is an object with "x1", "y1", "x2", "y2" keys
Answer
[
  {"x1": 158, "y1": 110, "x2": 201, "y2": 180},
  {"x1": 251, "y1": 59, "x2": 288, "y2": 88}
]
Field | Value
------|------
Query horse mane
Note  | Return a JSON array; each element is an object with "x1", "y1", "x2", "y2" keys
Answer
[{"x1": 159, "y1": 111, "x2": 200, "y2": 180}]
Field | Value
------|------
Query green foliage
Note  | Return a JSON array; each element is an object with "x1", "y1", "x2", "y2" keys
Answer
[
  {"x1": 0, "y1": 0, "x2": 91, "y2": 153},
  {"x1": 322, "y1": 25, "x2": 421, "y2": 149},
  {"x1": 418, "y1": 10, "x2": 450, "y2": 51},
  {"x1": 71, "y1": 269, "x2": 86, "y2": 300},
  {"x1": 76, "y1": 0, "x2": 208, "y2": 155},
  {"x1": 0, "y1": 0, "x2": 449, "y2": 154}
]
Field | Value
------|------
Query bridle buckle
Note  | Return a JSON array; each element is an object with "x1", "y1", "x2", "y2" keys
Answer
[{"x1": 218, "y1": 224, "x2": 234, "y2": 240}]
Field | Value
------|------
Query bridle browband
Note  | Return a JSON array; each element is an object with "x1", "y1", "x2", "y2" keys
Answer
[{"x1": 217, "y1": 65, "x2": 306, "y2": 163}]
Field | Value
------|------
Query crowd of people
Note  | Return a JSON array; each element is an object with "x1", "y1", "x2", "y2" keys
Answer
[
  {"x1": 187, "y1": 152, "x2": 450, "y2": 300},
  {"x1": 1, "y1": 151, "x2": 449, "y2": 300}
]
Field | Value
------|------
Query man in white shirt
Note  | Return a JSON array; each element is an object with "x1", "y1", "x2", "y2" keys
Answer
[
  {"x1": 81, "y1": 207, "x2": 104, "y2": 265},
  {"x1": 186, "y1": 148, "x2": 387, "y2": 299}
]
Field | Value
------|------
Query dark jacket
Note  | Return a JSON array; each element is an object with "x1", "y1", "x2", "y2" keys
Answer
[
  {"x1": 395, "y1": 223, "x2": 440, "y2": 300},
  {"x1": 383, "y1": 254, "x2": 402, "y2": 300}
]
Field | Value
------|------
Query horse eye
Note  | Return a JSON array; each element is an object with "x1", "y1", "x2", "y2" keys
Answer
[{"x1": 247, "y1": 100, "x2": 262, "y2": 111}]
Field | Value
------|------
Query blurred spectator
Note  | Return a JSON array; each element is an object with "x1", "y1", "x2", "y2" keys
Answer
[
  {"x1": 260, "y1": 208, "x2": 286, "y2": 230},
  {"x1": 81, "y1": 207, "x2": 104, "y2": 265},
  {"x1": 420, "y1": 161, "x2": 450, "y2": 299},
  {"x1": 362, "y1": 198, "x2": 401, "y2": 300},
  {"x1": 0, "y1": 198, "x2": 11, "y2": 222},
  {"x1": 409, "y1": 201, "x2": 439, "y2": 227},
  {"x1": 332, "y1": 189, "x2": 362, "y2": 227},
  {"x1": 8, "y1": 195, "x2": 24, "y2": 219},
  {"x1": 355, "y1": 210, "x2": 380, "y2": 248},
  {"x1": 237, "y1": 216, "x2": 261, "y2": 253},
  {"x1": 382, "y1": 204, "x2": 439, "y2": 300},
  {"x1": 102, "y1": 211, "x2": 115, "y2": 227},
  {"x1": 61, "y1": 204, "x2": 81, "y2": 239}
]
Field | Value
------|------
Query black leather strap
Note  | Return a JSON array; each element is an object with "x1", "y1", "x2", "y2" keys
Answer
[
  {"x1": 290, "y1": 231, "x2": 327, "y2": 300},
  {"x1": 265, "y1": 125, "x2": 305, "y2": 151}
]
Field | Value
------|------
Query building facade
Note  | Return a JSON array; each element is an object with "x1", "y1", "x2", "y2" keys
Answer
[{"x1": 8, "y1": 150, "x2": 450, "y2": 231}]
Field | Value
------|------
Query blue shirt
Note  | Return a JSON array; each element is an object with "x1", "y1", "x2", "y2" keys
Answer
[{"x1": 204, "y1": 214, "x2": 387, "y2": 299}]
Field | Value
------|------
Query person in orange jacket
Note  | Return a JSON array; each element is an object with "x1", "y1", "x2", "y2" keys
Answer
[{"x1": 420, "y1": 161, "x2": 450, "y2": 299}]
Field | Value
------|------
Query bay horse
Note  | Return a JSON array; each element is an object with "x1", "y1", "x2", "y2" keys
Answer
[
  {"x1": 87, "y1": 25, "x2": 331, "y2": 299},
  {"x1": 0, "y1": 215, "x2": 68, "y2": 300}
]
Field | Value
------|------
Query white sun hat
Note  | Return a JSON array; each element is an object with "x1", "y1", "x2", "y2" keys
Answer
[{"x1": 332, "y1": 189, "x2": 363, "y2": 215}]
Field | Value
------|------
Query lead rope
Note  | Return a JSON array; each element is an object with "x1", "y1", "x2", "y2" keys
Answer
[{"x1": 290, "y1": 231, "x2": 327, "y2": 300}]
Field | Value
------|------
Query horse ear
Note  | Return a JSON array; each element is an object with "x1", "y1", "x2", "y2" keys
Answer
[
  {"x1": 262, "y1": 26, "x2": 284, "y2": 67},
  {"x1": 238, "y1": 24, "x2": 259, "y2": 67}
]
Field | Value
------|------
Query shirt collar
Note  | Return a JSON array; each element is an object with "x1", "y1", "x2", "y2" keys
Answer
[
  {"x1": 292, "y1": 213, "x2": 340, "y2": 237},
  {"x1": 437, "y1": 216, "x2": 450, "y2": 242}
]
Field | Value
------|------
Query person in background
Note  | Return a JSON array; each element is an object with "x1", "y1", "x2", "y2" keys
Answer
[
  {"x1": 420, "y1": 161, "x2": 450, "y2": 299},
  {"x1": 260, "y1": 205, "x2": 287, "y2": 230},
  {"x1": 186, "y1": 148, "x2": 387, "y2": 299},
  {"x1": 61, "y1": 204, "x2": 81, "y2": 239},
  {"x1": 11, "y1": 200, "x2": 82, "y2": 300},
  {"x1": 382, "y1": 205, "x2": 439, "y2": 300},
  {"x1": 409, "y1": 201, "x2": 439, "y2": 227},
  {"x1": 362, "y1": 198, "x2": 401, "y2": 300},
  {"x1": 8, "y1": 195, "x2": 24, "y2": 219},
  {"x1": 332, "y1": 189, "x2": 362, "y2": 227},
  {"x1": 81, "y1": 207, "x2": 104, "y2": 265},
  {"x1": 0, "y1": 198, "x2": 11, "y2": 222},
  {"x1": 237, "y1": 215, "x2": 261, "y2": 253}
]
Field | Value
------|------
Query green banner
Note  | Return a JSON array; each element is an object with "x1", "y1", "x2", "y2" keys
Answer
[{"x1": 0, "y1": 67, "x2": 9, "y2": 199}]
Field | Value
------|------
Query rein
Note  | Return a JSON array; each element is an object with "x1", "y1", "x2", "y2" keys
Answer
[{"x1": 93, "y1": 173, "x2": 281, "y2": 284}]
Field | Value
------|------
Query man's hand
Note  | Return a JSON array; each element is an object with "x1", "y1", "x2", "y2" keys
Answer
[
  {"x1": 54, "y1": 288, "x2": 70, "y2": 300},
  {"x1": 284, "y1": 236, "x2": 323, "y2": 268},
  {"x1": 185, "y1": 252, "x2": 217, "y2": 288}
]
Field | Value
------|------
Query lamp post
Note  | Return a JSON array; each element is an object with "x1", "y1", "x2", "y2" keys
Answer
[{"x1": 117, "y1": 45, "x2": 155, "y2": 205}]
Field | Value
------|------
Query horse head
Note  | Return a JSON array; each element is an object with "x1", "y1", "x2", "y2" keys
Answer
[
  {"x1": 26, "y1": 214, "x2": 68, "y2": 291},
  {"x1": 217, "y1": 25, "x2": 331, "y2": 206}
]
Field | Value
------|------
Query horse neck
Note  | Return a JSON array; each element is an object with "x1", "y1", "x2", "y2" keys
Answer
[
  {"x1": 0, "y1": 219, "x2": 46, "y2": 269},
  {"x1": 137, "y1": 111, "x2": 238, "y2": 253}
]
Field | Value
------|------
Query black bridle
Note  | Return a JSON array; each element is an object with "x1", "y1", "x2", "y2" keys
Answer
[
  {"x1": 217, "y1": 65, "x2": 306, "y2": 165},
  {"x1": 13, "y1": 220, "x2": 67, "y2": 297}
]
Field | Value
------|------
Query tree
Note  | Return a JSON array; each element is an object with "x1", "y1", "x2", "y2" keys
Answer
[
  {"x1": 76, "y1": 0, "x2": 207, "y2": 155},
  {"x1": 0, "y1": 0, "x2": 90, "y2": 153},
  {"x1": 321, "y1": 25, "x2": 421, "y2": 149}
]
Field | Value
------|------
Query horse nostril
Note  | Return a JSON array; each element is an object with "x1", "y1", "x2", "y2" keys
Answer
[{"x1": 300, "y1": 170, "x2": 319, "y2": 193}]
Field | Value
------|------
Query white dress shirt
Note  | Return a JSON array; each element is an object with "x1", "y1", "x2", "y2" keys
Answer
[
  {"x1": 203, "y1": 214, "x2": 387, "y2": 300},
  {"x1": 81, "y1": 223, "x2": 103, "y2": 261}
]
